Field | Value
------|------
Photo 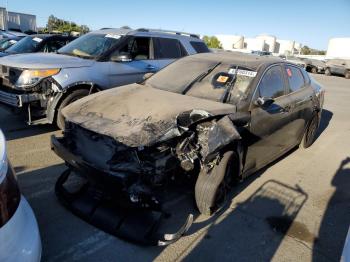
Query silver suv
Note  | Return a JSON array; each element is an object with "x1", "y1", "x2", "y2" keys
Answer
[{"x1": 0, "y1": 28, "x2": 209, "y2": 129}]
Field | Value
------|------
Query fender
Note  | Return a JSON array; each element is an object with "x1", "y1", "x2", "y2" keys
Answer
[{"x1": 46, "y1": 82, "x2": 98, "y2": 124}]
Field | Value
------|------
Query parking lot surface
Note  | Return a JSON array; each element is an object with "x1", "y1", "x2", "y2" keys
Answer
[{"x1": 1, "y1": 74, "x2": 349, "y2": 262}]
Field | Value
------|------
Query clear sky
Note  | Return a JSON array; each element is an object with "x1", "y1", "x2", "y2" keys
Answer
[{"x1": 2, "y1": 0, "x2": 350, "y2": 50}]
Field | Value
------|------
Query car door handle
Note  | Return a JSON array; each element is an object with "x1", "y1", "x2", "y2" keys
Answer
[{"x1": 146, "y1": 65, "x2": 156, "y2": 70}]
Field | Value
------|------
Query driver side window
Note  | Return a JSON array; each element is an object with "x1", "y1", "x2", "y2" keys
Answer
[
  {"x1": 258, "y1": 65, "x2": 285, "y2": 99},
  {"x1": 112, "y1": 37, "x2": 151, "y2": 60},
  {"x1": 42, "y1": 39, "x2": 67, "y2": 53}
]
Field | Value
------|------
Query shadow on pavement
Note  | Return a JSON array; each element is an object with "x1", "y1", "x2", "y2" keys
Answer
[
  {"x1": 0, "y1": 107, "x2": 58, "y2": 140},
  {"x1": 179, "y1": 180, "x2": 308, "y2": 261},
  {"x1": 312, "y1": 157, "x2": 350, "y2": 261},
  {"x1": 315, "y1": 109, "x2": 333, "y2": 141}
]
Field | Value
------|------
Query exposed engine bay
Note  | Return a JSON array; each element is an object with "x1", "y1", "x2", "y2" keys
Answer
[{"x1": 52, "y1": 107, "x2": 242, "y2": 245}]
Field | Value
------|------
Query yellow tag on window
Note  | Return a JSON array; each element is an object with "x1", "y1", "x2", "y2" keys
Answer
[{"x1": 217, "y1": 75, "x2": 229, "y2": 83}]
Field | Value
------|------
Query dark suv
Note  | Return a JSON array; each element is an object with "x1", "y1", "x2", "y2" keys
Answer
[{"x1": 0, "y1": 34, "x2": 76, "y2": 57}]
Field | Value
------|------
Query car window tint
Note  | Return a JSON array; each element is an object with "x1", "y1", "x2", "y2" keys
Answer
[
  {"x1": 43, "y1": 39, "x2": 67, "y2": 52},
  {"x1": 113, "y1": 37, "x2": 150, "y2": 60},
  {"x1": 190, "y1": 41, "x2": 210, "y2": 53},
  {"x1": 155, "y1": 38, "x2": 187, "y2": 59},
  {"x1": 286, "y1": 65, "x2": 305, "y2": 93},
  {"x1": 258, "y1": 65, "x2": 285, "y2": 99}
]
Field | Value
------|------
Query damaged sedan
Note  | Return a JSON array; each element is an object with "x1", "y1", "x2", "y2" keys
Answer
[{"x1": 51, "y1": 52, "x2": 324, "y2": 245}]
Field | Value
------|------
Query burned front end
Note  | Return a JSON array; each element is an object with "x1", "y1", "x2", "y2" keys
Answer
[
  {"x1": 51, "y1": 107, "x2": 241, "y2": 245},
  {"x1": 0, "y1": 65, "x2": 61, "y2": 125}
]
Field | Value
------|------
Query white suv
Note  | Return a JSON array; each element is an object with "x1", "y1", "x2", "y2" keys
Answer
[{"x1": 0, "y1": 130, "x2": 41, "y2": 262}]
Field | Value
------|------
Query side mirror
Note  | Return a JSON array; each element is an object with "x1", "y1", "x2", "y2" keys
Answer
[
  {"x1": 110, "y1": 53, "x2": 132, "y2": 62},
  {"x1": 143, "y1": 72, "x2": 154, "y2": 80},
  {"x1": 254, "y1": 97, "x2": 274, "y2": 107}
]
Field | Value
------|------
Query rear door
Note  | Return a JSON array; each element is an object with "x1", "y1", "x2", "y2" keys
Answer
[
  {"x1": 244, "y1": 64, "x2": 294, "y2": 173},
  {"x1": 284, "y1": 65, "x2": 314, "y2": 144},
  {"x1": 108, "y1": 36, "x2": 159, "y2": 86},
  {"x1": 153, "y1": 37, "x2": 187, "y2": 69}
]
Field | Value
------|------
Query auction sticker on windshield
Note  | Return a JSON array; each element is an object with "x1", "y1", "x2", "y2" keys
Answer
[
  {"x1": 105, "y1": 34, "x2": 121, "y2": 39},
  {"x1": 33, "y1": 37, "x2": 43, "y2": 43},
  {"x1": 228, "y1": 68, "x2": 257, "y2": 77}
]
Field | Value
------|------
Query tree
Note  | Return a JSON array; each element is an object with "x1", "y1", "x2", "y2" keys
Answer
[
  {"x1": 202, "y1": 35, "x2": 222, "y2": 49},
  {"x1": 45, "y1": 15, "x2": 90, "y2": 34},
  {"x1": 301, "y1": 45, "x2": 311, "y2": 55}
]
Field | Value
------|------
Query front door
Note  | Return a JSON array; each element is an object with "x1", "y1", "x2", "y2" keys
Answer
[
  {"x1": 108, "y1": 36, "x2": 159, "y2": 87},
  {"x1": 244, "y1": 64, "x2": 294, "y2": 174}
]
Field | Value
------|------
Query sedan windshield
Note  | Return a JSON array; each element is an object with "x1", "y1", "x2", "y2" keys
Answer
[
  {"x1": 58, "y1": 33, "x2": 121, "y2": 59},
  {"x1": 6, "y1": 36, "x2": 43, "y2": 53},
  {"x1": 146, "y1": 57, "x2": 256, "y2": 104}
]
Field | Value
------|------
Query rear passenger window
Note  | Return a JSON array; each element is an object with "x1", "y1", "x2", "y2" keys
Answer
[
  {"x1": 155, "y1": 38, "x2": 187, "y2": 59},
  {"x1": 190, "y1": 41, "x2": 210, "y2": 53},
  {"x1": 286, "y1": 65, "x2": 305, "y2": 92},
  {"x1": 259, "y1": 65, "x2": 285, "y2": 99}
]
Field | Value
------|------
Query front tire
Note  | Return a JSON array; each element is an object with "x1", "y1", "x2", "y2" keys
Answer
[
  {"x1": 300, "y1": 114, "x2": 319, "y2": 148},
  {"x1": 311, "y1": 67, "x2": 318, "y2": 74},
  {"x1": 56, "y1": 89, "x2": 90, "y2": 130},
  {"x1": 195, "y1": 151, "x2": 237, "y2": 216}
]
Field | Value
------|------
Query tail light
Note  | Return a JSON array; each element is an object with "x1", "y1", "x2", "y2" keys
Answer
[{"x1": 0, "y1": 130, "x2": 20, "y2": 227}]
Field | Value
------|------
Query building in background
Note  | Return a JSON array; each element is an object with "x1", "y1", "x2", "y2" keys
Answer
[
  {"x1": 215, "y1": 34, "x2": 302, "y2": 55},
  {"x1": 0, "y1": 7, "x2": 36, "y2": 32},
  {"x1": 326, "y1": 38, "x2": 350, "y2": 59}
]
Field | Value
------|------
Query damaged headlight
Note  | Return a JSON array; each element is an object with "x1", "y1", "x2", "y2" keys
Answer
[{"x1": 15, "y1": 68, "x2": 60, "y2": 89}]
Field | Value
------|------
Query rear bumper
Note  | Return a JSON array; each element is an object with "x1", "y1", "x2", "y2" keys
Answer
[
  {"x1": 0, "y1": 197, "x2": 42, "y2": 262},
  {"x1": 0, "y1": 90, "x2": 41, "y2": 107}
]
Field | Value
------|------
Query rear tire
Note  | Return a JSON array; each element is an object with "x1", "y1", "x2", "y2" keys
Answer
[
  {"x1": 195, "y1": 151, "x2": 237, "y2": 216},
  {"x1": 325, "y1": 68, "x2": 331, "y2": 76},
  {"x1": 311, "y1": 67, "x2": 318, "y2": 74},
  {"x1": 300, "y1": 114, "x2": 319, "y2": 149},
  {"x1": 56, "y1": 89, "x2": 90, "y2": 130}
]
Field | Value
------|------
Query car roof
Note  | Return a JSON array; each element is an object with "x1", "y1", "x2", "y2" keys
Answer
[
  {"x1": 90, "y1": 27, "x2": 201, "y2": 41},
  {"x1": 6, "y1": 31, "x2": 27, "y2": 37},
  {"x1": 181, "y1": 52, "x2": 283, "y2": 71},
  {"x1": 28, "y1": 34, "x2": 73, "y2": 39}
]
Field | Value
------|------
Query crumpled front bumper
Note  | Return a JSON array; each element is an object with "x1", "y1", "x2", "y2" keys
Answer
[
  {"x1": 0, "y1": 90, "x2": 41, "y2": 107},
  {"x1": 51, "y1": 135, "x2": 193, "y2": 246}
]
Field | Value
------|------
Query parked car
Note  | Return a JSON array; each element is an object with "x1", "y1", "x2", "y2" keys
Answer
[
  {"x1": 280, "y1": 55, "x2": 307, "y2": 69},
  {"x1": 300, "y1": 58, "x2": 326, "y2": 74},
  {"x1": 0, "y1": 36, "x2": 25, "y2": 51},
  {"x1": 51, "y1": 52, "x2": 324, "y2": 245},
  {"x1": 0, "y1": 34, "x2": 76, "y2": 57},
  {"x1": 0, "y1": 30, "x2": 27, "y2": 40},
  {"x1": 325, "y1": 59, "x2": 350, "y2": 79},
  {"x1": 0, "y1": 130, "x2": 41, "y2": 261},
  {"x1": 0, "y1": 28, "x2": 209, "y2": 129}
]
